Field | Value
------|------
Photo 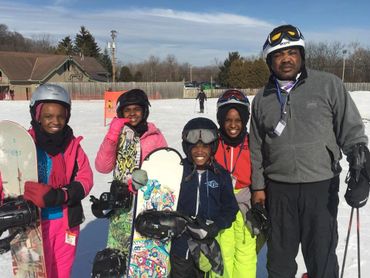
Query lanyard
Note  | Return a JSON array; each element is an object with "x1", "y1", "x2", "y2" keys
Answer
[
  {"x1": 221, "y1": 139, "x2": 244, "y2": 175},
  {"x1": 274, "y1": 79, "x2": 298, "y2": 119}
]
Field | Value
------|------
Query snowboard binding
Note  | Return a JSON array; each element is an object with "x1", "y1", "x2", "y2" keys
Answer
[
  {"x1": 0, "y1": 197, "x2": 39, "y2": 254},
  {"x1": 135, "y1": 209, "x2": 188, "y2": 241},
  {"x1": 91, "y1": 248, "x2": 126, "y2": 278},
  {"x1": 245, "y1": 202, "x2": 269, "y2": 237},
  {"x1": 90, "y1": 180, "x2": 133, "y2": 218}
]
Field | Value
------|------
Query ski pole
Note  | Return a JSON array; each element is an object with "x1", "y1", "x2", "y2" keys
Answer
[
  {"x1": 340, "y1": 207, "x2": 354, "y2": 278},
  {"x1": 356, "y1": 208, "x2": 361, "y2": 278}
]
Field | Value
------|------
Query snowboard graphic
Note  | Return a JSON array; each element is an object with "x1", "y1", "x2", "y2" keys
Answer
[
  {"x1": 0, "y1": 120, "x2": 47, "y2": 277},
  {"x1": 106, "y1": 125, "x2": 141, "y2": 272},
  {"x1": 128, "y1": 147, "x2": 183, "y2": 277}
]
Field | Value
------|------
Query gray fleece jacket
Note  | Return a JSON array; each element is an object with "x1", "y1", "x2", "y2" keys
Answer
[{"x1": 250, "y1": 68, "x2": 368, "y2": 190}]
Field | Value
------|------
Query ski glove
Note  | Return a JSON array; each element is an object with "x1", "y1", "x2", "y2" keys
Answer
[
  {"x1": 187, "y1": 217, "x2": 219, "y2": 240},
  {"x1": 345, "y1": 144, "x2": 370, "y2": 208},
  {"x1": 106, "y1": 117, "x2": 130, "y2": 143},
  {"x1": 245, "y1": 202, "x2": 269, "y2": 237},
  {"x1": 24, "y1": 181, "x2": 68, "y2": 208},
  {"x1": 131, "y1": 170, "x2": 148, "y2": 191}
]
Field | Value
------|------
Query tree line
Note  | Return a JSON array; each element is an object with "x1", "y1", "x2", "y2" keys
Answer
[{"x1": 1, "y1": 23, "x2": 370, "y2": 87}]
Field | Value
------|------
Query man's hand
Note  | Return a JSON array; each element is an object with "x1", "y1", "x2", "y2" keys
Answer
[
  {"x1": 252, "y1": 190, "x2": 266, "y2": 206},
  {"x1": 345, "y1": 143, "x2": 370, "y2": 208}
]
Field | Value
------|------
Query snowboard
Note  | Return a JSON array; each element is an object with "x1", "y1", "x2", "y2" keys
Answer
[
  {"x1": 0, "y1": 120, "x2": 47, "y2": 277},
  {"x1": 106, "y1": 124, "x2": 141, "y2": 274},
  {"x1": 128, "y1": 147, "x2": 183, "y2": 277}
]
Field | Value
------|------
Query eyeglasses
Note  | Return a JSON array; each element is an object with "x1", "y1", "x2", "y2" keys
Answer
[
  {"x1": 182, "y1": 129, "x2": 218, "y2": 144},
  {"x1": 266, "y1": 26, "x2": 303, "y2": 47},
  {"x1": 217, "y1": 90, "x2": 249, "y2": 106}
]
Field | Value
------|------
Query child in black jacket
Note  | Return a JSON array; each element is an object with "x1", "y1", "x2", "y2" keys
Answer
[{"x1": 170, "y1": 117, "x2": 238, "y2": 278}]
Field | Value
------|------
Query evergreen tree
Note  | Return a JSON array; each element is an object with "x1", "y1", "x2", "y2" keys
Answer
[
  {"x1": 74, "y1": 26, "x2": 101, "y2": 58},
  {"x1": 55, "y1": 36, "x2": 75, "y2": 55},
  {"x1": 119, "y1": 66, "x2": 133, "y2": 81},
  {"x1": 228, "y1": 59, "x2": 247, "y2": 88},
  {"x1": 218, "y1": 52, "x2": 242, "y2": 87},
  {"x1": 99, "y1": 48, "x2": 112, "y2": 76},
  {"x1": 134, "y1": 71, "x2": 143, "y2": 82}
]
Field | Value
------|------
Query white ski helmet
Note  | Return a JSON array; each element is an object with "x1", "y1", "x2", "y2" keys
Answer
[
  {"x1": 30, "y1": 84, "x2": 71, "y2": 122},
  {"x1": 263, "y1": 24, "x2": 305, "y2": 60}
]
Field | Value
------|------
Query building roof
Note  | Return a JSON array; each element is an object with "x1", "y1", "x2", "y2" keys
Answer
[{"x1": 0, "y1": 51, "x2": 108, "y2": 82}]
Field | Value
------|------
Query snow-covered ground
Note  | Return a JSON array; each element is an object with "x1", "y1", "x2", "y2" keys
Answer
[{"x1": 0, "y1": 92, "x2": 369, "y2": 277}]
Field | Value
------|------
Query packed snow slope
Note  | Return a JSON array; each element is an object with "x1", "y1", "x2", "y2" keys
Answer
[{"x1": 0, "y1": 91, "x2": 369, "y2": 277}]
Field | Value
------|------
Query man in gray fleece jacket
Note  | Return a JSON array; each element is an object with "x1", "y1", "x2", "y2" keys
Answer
[{"x1": 250, "y1": 24, "x2": 369, "y2": 278}]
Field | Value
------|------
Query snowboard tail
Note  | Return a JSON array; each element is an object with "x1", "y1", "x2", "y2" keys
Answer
[{"x1": 0, "y1": 120, "x2": 47, "y2": 277}]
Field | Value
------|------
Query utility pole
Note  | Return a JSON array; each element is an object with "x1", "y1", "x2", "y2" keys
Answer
[
  {"x1": 108, "y1": 30, "x2": 117, "y2": 83},
  {"x1": 189, "y1": 65, "x2": 193, "y2": 83},
  {"x1": 342, "y1": 49, "x2": 347, "y2": 82}
]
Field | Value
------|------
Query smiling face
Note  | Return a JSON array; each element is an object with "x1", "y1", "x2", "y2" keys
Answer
[
  {"x1": 270, "y1": 46, "x2": 302, "y2": 80},
  {"x1": 224, "y1": 108, "x2": 242, "y2": 138},
  {"x1": 39, "y1": 103, "x2": 67, "y2": 134},
  {"x1": 122, "y1": 104, "x2": 144, "y2": 126},
  {"x1": 191, "y1": 142, "x2": 212, "y2": 169}
]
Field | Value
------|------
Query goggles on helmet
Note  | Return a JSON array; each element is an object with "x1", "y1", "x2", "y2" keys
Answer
[
  {"x1": 182, "y1": 129, "x2": 218, "y2": 145},
  {"x1": 217, "y1": 90, "x2": 249, "y2": 108},
  {"x1": 264, "y1": 26, "x2": 303, "y2": 49}
]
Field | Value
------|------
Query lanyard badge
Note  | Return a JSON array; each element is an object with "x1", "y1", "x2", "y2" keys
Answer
[{"x1": 274, "y1": 119, "x2": 286, "y2": 136}]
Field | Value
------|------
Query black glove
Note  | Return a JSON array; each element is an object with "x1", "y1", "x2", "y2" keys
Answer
[
  {"x1": 245, "y1": 202, "x2": 269, "y2": 237},
  {"x1": 345, "y1": 144, "x2": 370, "y2": 208},
  {"x1": 187, "y1": 217, "x2": 219, "y2": 240},
  {"x1": 131, "y1": 170, "x2": 148, "y2": 191}
]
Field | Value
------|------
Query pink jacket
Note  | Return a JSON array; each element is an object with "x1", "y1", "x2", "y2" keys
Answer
[
  {"x1": 95, "y1": 122, "x2": 167, "y2": 173},
  {"x1": 29, "y1": 129, "x2": 94, "y2": 228}
]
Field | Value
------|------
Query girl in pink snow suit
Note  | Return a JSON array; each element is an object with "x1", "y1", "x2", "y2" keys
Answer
[
  {"x1": 23, "y1": 84, "x2": 94, "y2": 278},
  {"x1": 95, "y1": 89, "x2": 167, "y2": 172}
]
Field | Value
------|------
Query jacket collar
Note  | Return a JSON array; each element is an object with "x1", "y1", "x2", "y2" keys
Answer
[{"x1": 266, "y1": 66, "x2": 308, "y2": 91}]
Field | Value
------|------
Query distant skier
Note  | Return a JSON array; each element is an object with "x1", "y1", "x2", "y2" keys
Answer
[{"x1": 196, "y1": 88, "x2": 207, "y2": 113}]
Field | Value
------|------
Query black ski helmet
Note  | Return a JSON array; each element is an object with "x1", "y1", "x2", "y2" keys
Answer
[
  {"x1": 29, "y1": 84, "x2": 71, "y2": 123},
  {"x1": 182, "y1": 117, "x2": 219, "y2": 160},
  {"x1": 216, "y1": 89, "x2": 250, "y2": 129},
  {"x1": 116, "y1": 89, "x2": 151, "y2": 120}
]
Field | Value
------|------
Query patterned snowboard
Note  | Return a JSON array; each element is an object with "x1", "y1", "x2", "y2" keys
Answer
[
  {"x1": 106, "y1": 124, "x2": 141, "y2": 275},
  {"x1": 128, "y1": 147, "x2": 183, "y2": 277},
  {"x1": 0, "y1": 120, "x2": 47, "y2": 277}
]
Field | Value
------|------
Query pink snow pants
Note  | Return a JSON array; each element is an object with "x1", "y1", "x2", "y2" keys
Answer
[{"x1": 42, "y1": 218, "x2": 80, "y2": 278}]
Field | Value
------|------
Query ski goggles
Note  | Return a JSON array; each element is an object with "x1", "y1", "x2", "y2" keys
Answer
[
  {"x1": 265, "y1": 26, "x2": 304, "y2": 48},
  {"x1": 217, "y1": 90, "x2": 249, "y2": 106},
  {"x1": 183, "y1": 129, "x2": 218, "y2": 144}
]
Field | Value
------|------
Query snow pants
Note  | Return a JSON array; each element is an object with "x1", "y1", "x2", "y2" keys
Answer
[
  {"x1": 266, "y1": 176, "x2": 340, "y2": 278},
  {"x1": 211, "y1": 211, "x2": 257, "y2": 277},
  {"x1": 170, "y1": 253, "x2": 205, "y2": 278},
  {"x1": 42, "y1": 218, "x2": 80, "y2": 278}
]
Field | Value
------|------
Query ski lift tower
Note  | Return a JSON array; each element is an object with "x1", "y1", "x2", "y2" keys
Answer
[{"x1": 108, "y1": 30, "x2": 117, "y2": 82}]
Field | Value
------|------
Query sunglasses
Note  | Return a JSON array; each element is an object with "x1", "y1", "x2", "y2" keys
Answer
[
  {"x1": 183, "y1": 129, "x2": 218, "y2": 144},
  {"x1": 266, "y1": 26, "x2": 303, "y2": 47}
]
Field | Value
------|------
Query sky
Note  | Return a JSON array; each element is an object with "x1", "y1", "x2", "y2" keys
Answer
[{"x1": 1, "y1": 0, "x2": 370, "y2": 66}]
